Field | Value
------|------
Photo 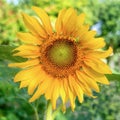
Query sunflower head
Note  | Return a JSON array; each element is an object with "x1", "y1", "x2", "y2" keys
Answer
[{"x1": 9, "y1": 6, "x2": 112, "y2": 111}]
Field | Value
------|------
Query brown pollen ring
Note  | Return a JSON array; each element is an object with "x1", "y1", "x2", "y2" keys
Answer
[{"x1": 40, "y1": 36, "x2": 80, "y2": 78}]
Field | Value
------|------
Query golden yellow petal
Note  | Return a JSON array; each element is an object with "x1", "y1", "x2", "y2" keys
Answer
[
  {"x1": 88, "y1": 47, "x2": 113, "y2": 58},
  {"x1": 17, "y1": 32, "x2": 42, "y2": 45},
  {"x1": 22, "y1": 12, "x2": 47, "y2": 38},
  {"x1": 45, "y1": 80, "x2": 54, "y2": 100},
  {"x1": 44, "y1": 77, "x2": 59, "y2": 104},
  {"x1": 13, "y1": 45, "x2": 40, "y2": 52},
  {"x1": 29, "y1": 84, "x2": 43, "y2": 102},
  {"x1": 74, "y1": 85, "x2": 84, "y2": 103},
  {"x1": 8, "y1": 59, "x2": 40, "y2": 68},
  {"x1": 61, "y1": 104, "x2": 66, "y2": 113},
  {"x1": 64, "y1": 78, "x2": 75, "y2": 111},
  {"x1": 55, "y1": 8, "x2": 66, "y2": 34},
  {"x1": 62, "y1": 8, "x2": 77, "y2": 35},
  {"x1": 77, "y1": 13, "x2": 86, "y2": 26},
  {"x1": 83, "y1": 65, "x2": 109, "y2": 84},
  {"x1": 82, "y1": 38, "x2": 106, "y2": 49},
  {"x1": 84, "y1": 58, "x2": 112, "y2": 74},
  {"x1": 27, "y1": 73, "x2": 43, "y2": 95},
  {"x1": 75, "y1": 77, "x2": 93, "y2": 97},
  {"x1": 14, "y1": 65, "x2": 41, "y2": 82},
  {"x1": 63, "y1": 78, "x2": 68, "y2": 95},
  {"x1": 75, "y1": 24, "x2": 90, "y2": 39},
  {"x1": 71, "y1": 14, "x2": 86, "y2": 38},
  {"x1": 59, "y1": 79, "x2": 66, "y2": 104},
  {"x1": 29, "y1": 74, "x2": 53, "y2": 102},
  {"x1": 68, "y1": 75, "x2": 76, "y2": 94},
  {"x1": 68, "y1": 88, "x2": 76, "y2": 111},
  {"x1": 81, "y1": 30, "x2": 97, "y2": 42},
  {"x1": 20, "y1": 79, "x2": 30, "y2": 88},
  {"x1": 68, "y1": 75, "x2": 84, "y2": 103},
  {"x1": 32, "y1": 6, "x2": 53, "y2": 35},
  {"x1": 76, "y1": 71, "x2": 100, "y2": 92},
  {"x1": 51, "y1": 79, "x2": 60, "y2": 110},
  {"x1": 13, "y1": 45, "x2": 41, "y2": 58},
  {"x1": 62, "y1": 78, "x2": 69, "y2": 103},
  {"x1": 28, "y1": 68, "x2": 52, "y2": 95},
  {"x1": 13, "y1": 51, "x2": 40, "y2": 58}
]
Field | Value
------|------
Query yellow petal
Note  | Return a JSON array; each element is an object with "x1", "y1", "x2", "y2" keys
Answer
[
  {"x1": 68, "y1": 75, "x2": 84, "y2": 103},
  {"x1": 72, "y1": 13, "x2": 86, "y2": 37},
  {"x1": 29, "y1": 74, "x2": 53, "y2": 102},
  {"x1": 17, "y1": 32, "x2": 42, "y2": 45},
  {"x1": 51, "y1": 79, "x2": 60, "y2": 110},
  {"x1": 68, "y1": 88, "x2": 76, "y2": 111},
  {"x1": 20, "y1": 79, "x2": 30, "y2": 88},
  {"x1": 75, "y1": 77, "x2": 93, "y2": 97},
  {"x1": 29, "y1": 84, "x2": 43, "y2": 102},
  {"x1": 81, "y1": 30, "x2": 97, "y2": 42},
  {"x1": 22, "y1": 12, "x2": 47, "y2": 38},
  {"x1": 13, "y1": 45, "x2": 40, "y2": 52},
  {"x1": 74, "y1": 84, "x2": 84, "y2": 103},
  {"x1": 77, "y1": 13, "x2": 86, "y2": 26},
  {"x1": 83, "y1": 65, "x2": 110, "y2": 84},
  {"x1": 55, "y1": 8, "x2": 66, "y2": 34},
  {"x1": 68, "y1": 75, "x2": 76, "y2": 94},
  {"x1": 76, "y1": 71, "x2": 100, "y2": 92},
  {"x1": 27, "y1": 73, "x2": 44, "y2": 95},
  {"x1": 13, "y1": 52, "x2": 40, "y2": 58},
  {"x1": 88, "y1": 47, "x2": 113, "y2": 58},
  {"x1": 84, "y1": 58, "x2": 112, "y2": 74},
  {"x1": 17, "y1": 66, "x2": 45, "y2": 92},
  {"x1": 82, "y1": 38, "x2": 106, "y2": 49},
  {"x1": 32, "y1": 6, "x2": 53, "y2": 35},
  {"x1": 8, "y1": 59, "x2": 40, "y2": 68},
  {"x1": 13, "y1": 45, "x2": 41, "y2": 58},
  {"x1": 63, "y1": 78, "x2": 69, "y2": 102},
  {"x1": 61, "y1": 104, "x2": 66, "y2": 113},
  {"x1": 45, "y1": 82, "x2": 54, "y2": 100},
  {"x1": 59, "y1": 79, "x2": 66, "y2": 104},
  {"x1": 14, "y1": 65, "x2": 41, "y2": 82},
  {"x1": 75, "y1": 24, "x2": 90, "y2": 39},
  {"x1": 62, "y1": 8, "x2": 77, "y2": 35},
  {"x1": 28, "y1": 68, "x2": 52, "y2": 95},
  {"x1": 45, "y1": 78, "x2": 59, "y2": 103},
  {"x1": 64, "y1": 78, "x2": 75, "y2": 111}
]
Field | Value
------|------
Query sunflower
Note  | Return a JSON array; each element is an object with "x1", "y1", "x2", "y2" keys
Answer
[{"x1": 9, "y1": 7, "x2": 112, "y2": 111}]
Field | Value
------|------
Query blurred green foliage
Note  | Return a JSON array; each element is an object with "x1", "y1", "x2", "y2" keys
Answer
[{"x1": 0, "y1": 0, "x2": 120, "y2": 120}]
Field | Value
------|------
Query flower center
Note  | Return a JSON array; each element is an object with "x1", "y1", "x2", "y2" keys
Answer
[
  {"x1": 41, "y1": 37, "x2": 80, "y2": 77},
  {"x1": 47, "y1": 41, "x2": 75, "y2": 67}
]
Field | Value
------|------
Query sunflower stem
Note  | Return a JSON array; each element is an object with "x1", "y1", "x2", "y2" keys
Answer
[
  {"x1": 52, "y1": 104, "x2": 62, "y2": 119},
  {"x1": 34, "y1": 107, "x2": 39, "y2": 120},
  {"x1": 46, "y1": 101, "x2": 53, "y2": 120}
]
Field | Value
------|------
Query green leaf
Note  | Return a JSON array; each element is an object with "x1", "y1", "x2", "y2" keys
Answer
[
  {"x1": 105, "y1": 74, "x2": 120, "y2": 81},
  {"x1": 0, "y1": 45, "x2": 26, "y2": 62},
  {"x1": 0, "y1": 60, "x2": 19, "y2": 81}
]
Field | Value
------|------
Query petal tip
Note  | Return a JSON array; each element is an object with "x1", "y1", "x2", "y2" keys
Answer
[
  {"x1": 29, "y1": 98, "x2": 34, "y2": 103},
  {"x1": 32, "y1": 6, "x2": 37, "y2": 10}
]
